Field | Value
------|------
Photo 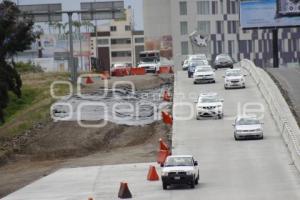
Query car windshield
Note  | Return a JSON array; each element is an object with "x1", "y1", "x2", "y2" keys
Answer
[
  {"x1": 165, "y1": 157, "x2": 194, "y2": 167},
  {"x1": 196, "y1": 67, "x2": 212, "y2": 72},
  {"x1": 199, "y1": 96, "x2": 219, "y2": 103},
  {"x1": 226, "y1": 71, "x2": 241, "y2": 76},
  {"x1": 217, "y1": 55, "x2": 232, "y2": 61},
  {"x1": 237, "y1": 118, "x2": 260, "y2": 125}
]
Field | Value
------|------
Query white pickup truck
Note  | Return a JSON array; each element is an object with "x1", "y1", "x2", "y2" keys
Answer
[{"x1": 161, "y1": 155, "x2": 200, "y2": 189}]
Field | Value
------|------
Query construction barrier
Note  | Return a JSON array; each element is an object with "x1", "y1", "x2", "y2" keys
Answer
[
  {"x1": 163, "y1": 90, "x2": 171, "y2": 102},
  {"x1": 157, "y1": 150, "x2": 170, "y2": 165},
  {"x1": 161, "y1": 111, "x2": 173, "y2": 125},
  {"x1": 159, "y1": 138, "x2": 169, "y2": 151},
  {"x1": 159, "y1": 66, "x2": 173, "y2": 74},
  {"x1": 130, "y1": 68, "x2": 146, "y2": 75},
  {"x1": 118, "y1": 182, "x2": 132, "y2": 199},
  {"x1": 85, "y1": 76, "x2": 94, "y2": 84},
  {"x1": 112, "y1": 68, "x2": 126, "y2": 77},
  {"x1": 147, "y1": 165, "x2": 160, "y2": 181}
]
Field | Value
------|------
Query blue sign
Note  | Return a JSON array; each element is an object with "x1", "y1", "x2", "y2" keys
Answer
[{"x1": 240, "y1": 0, "x2": 300, "y2": 29}]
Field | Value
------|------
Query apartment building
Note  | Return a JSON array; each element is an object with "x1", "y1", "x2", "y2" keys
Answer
[
  {"x1": 90, "y1": 7, "x2": 145, "y2": 69},
  {"x1": 144, "y1": 0, "x2": 300, "y2": 67}
]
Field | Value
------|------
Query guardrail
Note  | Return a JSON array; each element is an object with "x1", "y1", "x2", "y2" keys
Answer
[{"x1": 241, "y1": 59, "x2": 300, "y2": 172}]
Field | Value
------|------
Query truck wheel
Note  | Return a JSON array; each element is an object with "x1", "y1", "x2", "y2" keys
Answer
[
  {"x1": 195, "y1": 175, "x2": 199, "y2": 185},
  {"x1": 163, "y1": 181, "x2": 168, "y2": 190}
]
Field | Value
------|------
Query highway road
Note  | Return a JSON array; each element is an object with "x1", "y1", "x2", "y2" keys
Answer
[
  {"x1": 171, "y1": 68, "x2": 300, "y2": 200},
  {"x1": 267, "y1": 67, "x2": 300, "y2": 122},
  {"x1": 3, "y1": 65, "x2": 300, "y2": 200}
]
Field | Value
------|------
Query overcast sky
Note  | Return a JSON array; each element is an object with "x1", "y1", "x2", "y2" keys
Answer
[{"x1": 16, "y1": 0, "x2": 144, "y2": 30}]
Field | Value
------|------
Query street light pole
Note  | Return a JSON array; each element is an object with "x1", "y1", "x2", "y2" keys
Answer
[{"x1": 67, "y1": 12, "x2": 76, "y2": 85}]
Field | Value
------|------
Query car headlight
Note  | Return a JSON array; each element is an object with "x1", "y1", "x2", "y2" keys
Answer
[
  {"x1": 186, "y1": 171, "x2": 193, "y2": 175},
  {"x1": 225, "y1": 79, "x2": 230, "y2": 83},
  {"x1": 161, "y1": 172, "x2": 168, "y2": 176},
  {"x1": 254, "y1": 128, "x2": 262, "y2": 132}
]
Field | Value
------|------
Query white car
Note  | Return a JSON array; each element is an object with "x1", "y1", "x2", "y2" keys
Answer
[
  {"x1": 137, "y1": 62, "x2": 160, "y2": 73},
  {"x1": 224, "y1": 69, "x2": 246, "y2": 89},
  {"x1": 193, "y1": 65, "x2": 216, "y2": 84},
  {"x1": 161, "y1": 155, "x2": 199, "y2": 190},
  {"x1": 233, "y1": 116, "x2": 264, "y2": 140},
  {"x1": 196, "y1": 93, "x2": 224, "y2": 120}
]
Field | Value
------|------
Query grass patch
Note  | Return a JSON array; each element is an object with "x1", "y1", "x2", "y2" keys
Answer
[{"x1": 0, "y1": 72, "x2": 69, "y2": 138}]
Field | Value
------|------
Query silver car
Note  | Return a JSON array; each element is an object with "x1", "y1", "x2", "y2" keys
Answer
[{"x1": 233, "y1": 116, "x2": 264, "y2": 140}]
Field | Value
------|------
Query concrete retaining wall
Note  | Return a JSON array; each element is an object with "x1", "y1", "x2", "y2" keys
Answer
[{"x1": 241, "y1": 59, "x2": 300, "y2": 173}]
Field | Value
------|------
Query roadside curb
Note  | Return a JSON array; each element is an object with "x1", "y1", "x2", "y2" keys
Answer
[{"x1": 241, "y1": 59, "x2": 300, "y2": 173}]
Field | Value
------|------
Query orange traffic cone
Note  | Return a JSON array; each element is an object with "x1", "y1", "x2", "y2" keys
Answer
[
  {"x1": 157, "y1": 150, "x2": 170, "y2": 165},
  {"x1": 147, "y1": 165, "x2": 160, "y2": 181},
  {"x1": 159, "y1": 138, "x2": 169, "y2": 151},
  {"x1": 86, "y1": 76, "x2": 94, "y2": 84},
  {"x1": 118, "y1": 182, "x2": 132, "y2": 199},
  {"x1": 88, "y1": 198, "x2": 94, "y2": 200}
]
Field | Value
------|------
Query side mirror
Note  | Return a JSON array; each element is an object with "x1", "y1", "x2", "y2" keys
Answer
[
  {"x1": 194, "y1": 161, "x2": 198, "y2": 166},
  {"x1": 160, "y1": 163, "x2": 164, "y2": 167},
  {"x1": 232, "y1": 123, "x2": 235, "y2": 127}
]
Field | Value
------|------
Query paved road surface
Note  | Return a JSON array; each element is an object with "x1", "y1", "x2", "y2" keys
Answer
[
  {"x1": 267, "y1": 67, "x2": 300, "y2": 121},
  {"x1": 3, "y1": 66, "x2": 300, "y2": 200},
  {"x1": 172, "y1": 68, "x2": 300, "y2": 200}
]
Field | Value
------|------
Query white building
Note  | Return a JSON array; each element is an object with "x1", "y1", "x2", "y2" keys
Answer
[
  {"x1": 144, "y1": 0, "x2": 300, "y2": 68},
  {"x1": 90, "y1": 7, "x2": 145, "y2": 70}
]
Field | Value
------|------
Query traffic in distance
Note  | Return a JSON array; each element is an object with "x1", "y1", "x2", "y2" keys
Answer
[{"x1": 161, "y1": 53, "x2": 264, "y2": 189}]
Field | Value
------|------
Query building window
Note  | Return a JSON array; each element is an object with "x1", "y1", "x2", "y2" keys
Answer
[
  {"x1": 179, "y1": 1, "x2": 187, "y2": 15},
  {"x1": 111, "y1": 51, "x2": 132, "y2": 57},
  {"x1": 97, "y1": 39, "x2": 109, "y2": 45},
  {"x1": 125, "y1": 25, "x2": 131, "y2": 31},
  {"x1": 111, "y1": 38, "x2": 131, "y2": 44},
  {"x1": 180, "y1": 21, "x2": 188, "y2": 35},
  {"x1": 220, "y1": 0, "x2": 224, "y2": 14},
  {"x1": 181, "y1": 41, "x2": 189, "y2": 55},
  {"x1": 228, "y1": 40, "x2": 235, "y2": 55},
  {"x1": 228, "y1": 21, "x2": 238, "y2": 34},
  {"x1": 197, "y1": 1, "x2": 210, "y2": 15},
  {"x1": 217, "y1": 41, "x2": 224, "y2": 54},
  {"x1": 216, "y1": 21, "x2": 224, "y2": 34},
  {"x1": 135, "y1": 37, "x2": 144, "y2": 43},
  {"x1": 228, "y1": 0, "x2": 237, "y2": 14},
  {"x1": 197, "y1": 21, "x2": 210, "y2": 34},
  {"x1": 110, "y1": 26, "x2": 117, "y2": 32},
  {"x1": 212, "y1": 1, "x2": 218, "y2": 14}
]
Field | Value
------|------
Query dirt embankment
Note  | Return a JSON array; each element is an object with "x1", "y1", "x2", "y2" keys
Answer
[{"x1": 0, "y1": 74, "x2": 174, "y2": 198}]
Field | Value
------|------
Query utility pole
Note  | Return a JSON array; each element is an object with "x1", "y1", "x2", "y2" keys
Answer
[{"x1": 67, "y1": 12, "x2": 76, "y2": 85}]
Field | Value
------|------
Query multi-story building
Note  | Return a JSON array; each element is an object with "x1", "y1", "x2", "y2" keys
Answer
[
  {"x1": 90, "y1": 7, "x2": 144, "y2": 70},
  {"x1": 144, "y1": 0, "x2": 300, "y2": 67}
]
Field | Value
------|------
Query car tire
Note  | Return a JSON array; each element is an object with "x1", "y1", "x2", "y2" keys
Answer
[
  {"x1": 259, "y1": 135, "x2": 264, "y2": 140},
  {"x1": 230, "y1": 66, "x2": 234, "y2": 69},
  {"x1": 195, "y1": 173, "x2": 199, "y2": 185},
  {"x1": 212, "y1": 80, "x2": 216, "y2": 83},
  {"x1": 225, "y1": 86, "x2": 228, "y2": 90},
  {"x1": 196, "y1": 116, "x2": 201, "y2": 120},
  {"x1": 162, "y1": 181, "x2": 168, "y2": 190},
  {"x1": 234, "y1": 134, "x2": 239, "y2": 141},
  {"x1": 218, "y1": 114, "x2": 223, "y2": 119},
  {"x1": 191, "y1": 177, "x2": 195, "y2": 189},
  {"x1": 193, "y1": 81, "x2": 197, "y2": 85}
]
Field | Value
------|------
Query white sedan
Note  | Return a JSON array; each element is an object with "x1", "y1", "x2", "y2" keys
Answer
[
  {"x1": 193, "y1": 66, "x2": 216, "y2": 84},
  {"x1": 233, "y1": 116, "x2": 264, "y2": 140},
  {"x1": 224, "y1": 69, "x2": 246, "y2": 89}
]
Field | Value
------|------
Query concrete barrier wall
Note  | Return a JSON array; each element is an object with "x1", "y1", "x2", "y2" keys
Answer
[{"x1": 241, "y1": 59, "x2": 300, "y2": 173}]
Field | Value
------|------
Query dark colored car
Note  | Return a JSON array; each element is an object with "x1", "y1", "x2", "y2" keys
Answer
[{"x1": 214, "y1": 54, "x2": 234, "y2": 70}]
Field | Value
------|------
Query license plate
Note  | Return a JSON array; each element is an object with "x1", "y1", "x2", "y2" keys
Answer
[{"x1": 174, "y1": 176, "x2": 180, "y2": 180}]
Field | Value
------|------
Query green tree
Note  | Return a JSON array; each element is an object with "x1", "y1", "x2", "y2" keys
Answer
[{"x1": 0, "y1": 0, "x2": 37, "y2": 123}]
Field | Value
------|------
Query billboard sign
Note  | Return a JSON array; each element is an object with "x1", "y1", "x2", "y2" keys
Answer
[
  {"x1": 240, "y1": 0, "x2": 300, "y2": 29},
  {"x1": 18, "y1": 4, "x2": 62, "y2": 22},
  {"x1": 80, "y1": 1, "x2": 125, "y2": 20}
]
